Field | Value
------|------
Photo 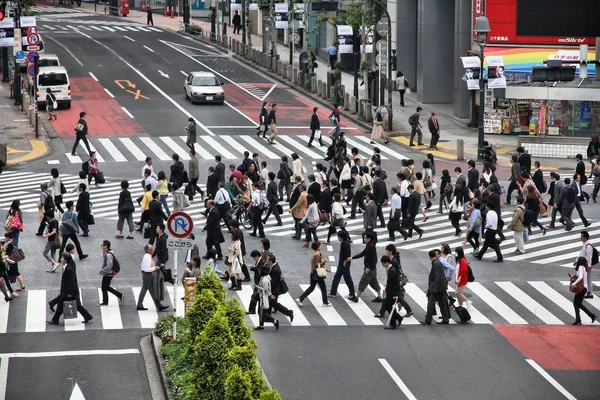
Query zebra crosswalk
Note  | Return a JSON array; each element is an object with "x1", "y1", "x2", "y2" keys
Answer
[
  {"x1": 1, "y1": 280, "x2": 598, "y2": 333},
  {"x1": 47, "y1": 134, "x2": 403, "y2": 164},
  {"x1": 38, "y1": 23, "x2": 164, "y2": 33},
  {"x1": 0, "y1": 170, "x2": 595, "y2": 268}
]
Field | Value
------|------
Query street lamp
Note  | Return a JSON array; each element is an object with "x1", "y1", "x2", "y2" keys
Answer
[{"x1": 474, "y1": 15, "x2": 490, "y2": 160}]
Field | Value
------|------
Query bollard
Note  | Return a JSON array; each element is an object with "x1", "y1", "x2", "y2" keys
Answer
[
  {"x1": 457, "y1": 139, "x2": 465, "y2": 161},
  {"x1": 28, "y1": 105, "x2": 33, "y2": 124},
  {"x1": 316, "y1": 80, "x2": 323, "y2": 97},
  {"x1": 365, "y1": 105, "x2": 373, "y2": 122},
  {"x1": 299, "y1": 70, "x2": 305, "y2": 87},
  {"x1": 311, "y1": 76, "x2": 317, "y2": 93},
  {"x1": 350, "y1": 96, "x2": 357, "y2": 113},
  {"x1": 344, "y1": 92, "x2": 350, "y2": 110},
  {"x1": 292, "y1": 67, "x2": 298, "y2": 84},
  {"x1": 287, "y1": 65, "x2": 293, "y2": 81}
]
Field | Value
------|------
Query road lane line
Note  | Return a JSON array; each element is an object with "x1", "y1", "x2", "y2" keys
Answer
[
  {"x1": 236, "y1": 286, "x2": 259, "y2": 326},
  {"x1": 103, "y1": 88, "x2": 115, "y2": 98},
  {"x1": 529, "y1": 281, "x2": 591, "y2": 325},
  {"x1": 343, "y1": 136, "x2": 389, "y2": 159},
  {"x1": 353, "y1": 135, "x2": 408, "y2": 159},
  {"x1": 140, "y1": 137, "x2": 171, "y2": 161},
  {"x1": 0, "y1": 349, "x2": 140, "y2": 358},
  {"x1": 299, "y1": 284, "x2": 346, "y2": 325},
  {"x1": 469, "y1": 282, "x2": 527, "y2": 324},
  {"x1": 45, "y1": 35, "x2": 84, "y2": 66},
  {"x1": 403, "y1": 283, "x2": 456, "y2": 324},
  {"x1": 25, "y1": 290, "x2": 46, "y2": 332},
  {"x1": 277, "y1": 293, "x2": 310, "y2": 326},
  {"x1": 379, "y1": 359, "x2": 418, "y2": 400},
  {"x1": 559, "y1": 281, "x2": 600, "y2": 310},
  {"x1": 278, "y1": 136, "x2": 322, "y2": 159},
  {"x1": 90, "y1": 26, "x2": 103, "y2": 31},
  {"x1": 74, "y1": 31, "x2": 215, "y2": 136},
  {"x1": 166, "y1": 286, "x2": 185, "y2": 318},
  {"x1": 102, "y1": 26, "x2": 116, "y2": 32},
  {"x1": 0, "y1": 357, "x2": 8, "y2": 400},
  {"x1": 261, "y1": 84, "x2": 277, "y2": 101},
  {"x1": 177, "y1": 136, "x2": 212, "y2": 159},
  {"x1": 496, "y1": 282, "x2": 563, "y2": 325},
  {"x1": 131, "y1": 287, "x2": 159, "y2": 329},
  {"x1": 236, "y1": 136, "x2": 279, "y2": 160},
  {"x1": 159, "y1": 137, "x2": 191, "y2": 160},
  {"x1": 97, "y1": 288, "x2": 123, "y2": 329},
  {"x1": 526, "y1": 359, "x2": 577, "y2": 400},
  {"x1": 180, "y1": 70, "x2": 187, "y2": 76},
  {"x1": 124, "y1": 26, "x2": 140, "y2": 31},
  {"x1": 198, "y1": 136, "x2": 237, "y2": 159},
  {"x1": 148, "y1": 27, "x2": 163, "y2": 32},
  {"x1": 121, "y1": 106, "x2": 135, "y2": 119},
  {"x1": 136, "y1": 26, "x2": 151, "y2": 32},
  {"x1": 88, "y1": 72, "x2": 98, "y2": 81},
  {"x1": 143, "y1": 45, "x2": 155, "y2": 53},
  {"x1": 98, "y1": 138, "x2": 127, "y2": 162},
  {"x1": 0, "y1": 299, "x2": 9, "y2": 334},
  {"x1": 223, "y1": 100, "x2": 258, "y2": 126},
  {"x1": 119, "y1": 137, "x2": 147, "y2": 161}
]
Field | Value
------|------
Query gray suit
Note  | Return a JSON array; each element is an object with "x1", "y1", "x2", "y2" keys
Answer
[
  {"x1": 550, "y1": 181, "x2": 565, "y2": 225},
  {"x1": 363, "y1": 200, "x2": 378, "y2": 231}
]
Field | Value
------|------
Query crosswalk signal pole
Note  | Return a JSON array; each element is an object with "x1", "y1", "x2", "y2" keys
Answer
[
  {"x1": 33, "y1": 54, "x2": 38, "y2": 138},
  {"x1": 13, "y1": 3, "x2": 21, "y2": 106},
  {"x1": 172, "y1": 249, "x2": 178, "y2": 340}
]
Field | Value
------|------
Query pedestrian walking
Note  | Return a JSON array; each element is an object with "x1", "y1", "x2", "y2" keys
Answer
[
  {"x1": 153, "y1": 223, "x2": 174, "y2": 285},
  {"x1": 116, "y1": 180, "x2": 135, "y2": 239},
  {"x1": 187, "y1": 149, "x2": 203, "y2": 201},
  {"x1": 87, "y1": 152, "x2": 100, "y2": 187},
  {"x1": 148, "y1": 191, "x2": 168, "y2": 245},
  {"x1": 378, "y1": 255, "x2": 404, "y2": 329},
  {"x1": 97, "y1": 240, "x2": 124, "y2": 306},
  {"x1": 508, "y1": 196, "x2": 527, "y2": 254},
  {"x1": 257, "y1": 102, "x2": 268, "y2": 138},
  {"x1": 171, "y1": 183, "x2": 188, "y2": 212},
  {"x1": 5, "y1": 200, "x2": 23, "y2": 248},
  {"x1": 2, "y1": 232, "x2": 25, "y2": 292},
  {"x1": 267, "y1": 104, "x2": 278, "y2": 144},
  {"x1": 296, "y1": 241, "x2": 331, "y2": 307},
  {"x1": 185, "y1": 117, "x2": 196, "y2": 151},
  {"x1": 232, "y1": 10, "x2": 241, "y2": 34},
  {"x1": 47, "y1": 252, "x2": 93, "y2": 325},
  {"x1": 262, "y1": 172, "x2": 282, "y2": 226},
  {"x1": 71, "y1": 112, "x2": 91, "y2": 156},
  {"x1": 156, "y1": 171, "x2": 171, "y2": 215},
  {"x1": 255, "y1": 266, "x2": 279, "y2": 331},
  {"x1": 170, "y1": 154, "x2": 186, "y2": 188},
  {"x1": 454, "y1": 247, "x2": 472, "y2": 309},
  {"x1": 346, "y1": 231, "x2": 382, "y2": 302},
  {"x1": 395, "y1": 72, "x2": 408, "y2": 107},
  {"x1": 593, "y1": 158, "x2": 600, "y2": 203},
  {"x1": 524, "y1": 185, "x2": 547, "y2": 236},
  {"x1": 448, "y1": 188, "x2": 464, "y2": 236},
  {"x1": 146, "y1": 6, "x2": 153, "y2": 25},
  {"x1": 214, "y1": 155, "x2": 226, "y2": 184},
  {"x1": 549, "y1": 172, "x2": 565, "y2": 228},
  {"x1": 45, "y1": 88, "x2": 58, "y2": 120},
  {"x1": 532, "y1": 161, "x2": 545, "y2": 195},
  {"x1": 42, "y1": 211, "x2": 61, "y2": 272},
  {"x1": 586, "y1": 135, "x2": 600, "y2": 178},
  {"x1": 428, "y1": 111, "x2": 440, "y2": 150},
  {"x1": 570, "y1": 257, "x2": 597, "y2": 325},
  {"x1": 307, "y1": 107, "x2": 322, "y2": 147},
  {"x1": 329, "y1": 105, "x2": 341, "y2": 138},
  {"x1": 142, "y1": 168, "x2": 157, "y2": 192},
  {"x1": 75, "y1": 183, "x2": 90, "y2": 237},
  {"x1": 248, "y1": 183, "x2": 265, "y2": 238},
  {"x1": 506, "y1": 155, "x2": 521, "y2": 204},
  {"x1": 0, "y1": 238, "x2": 19, "y2": 300},
  {"x1": 48, "y1": 168, "x2": 65, "y2": 215},
  {"x1": 408, "y1": 107, "x2": 423, "y2": 146},
  {"x1": 572, "y1": 174, "x2": 591, "y2": 227},
  {"x1": 300, "y1": 194, "x2": 320, "y2": 247},
  {"x1": 406, "y1": 185, "x2": 424, "y2": 238},
  {"x1": 463, "y1": 199, "x2": 482, "y2": 255},
  {"x1": 561, "y1": 178, "x2": 577, "y2": 231},
  {"x1": 375, "y1": 245, "x2": 413, "y2": 318},
  {"x1": 575, "y1": 154, "x2": 590, "y2": 203},
  {"x1": 576, "y1": 231, "x2": 596, "y2": 299},
  {"x1": 203, "y1": 200, "x2": 224, "y2": 259},
  {"x1": 59, "y1": 201, "x2": 88, "y2": 261},
  {"x1": 328, "y1": 231, "x2": 357, "y2": 301},
  {"x1": 226, "y1": 229, "x2": 244, "y2": 291},
  {"x1": 474, "y1": 202, "x2": 503, "y2": 262},
  {"x1": 326, "y1": 192, "x2": 349, "y2": 243},
  {"x1": 136, "y1": 244, "x2": 169, "y2": 311},
  {"x1": 291, "y1": 152, "x2": 305, "y2": 183},
  {"x1": 327, "y1": 44, "x2": 337, "y2": 69},
  {"x1": 369, "y1": 112, "x2": 388, "y2": 144},
  {"x1": 264, "y1": 254, "x2": 294, "y2": 319},
  {"x1": 421, "y1": 249, "x2": 450, "y2": 325},
  {"x1": 516, "y1": 146, "x2": 531, "y2": 174}
]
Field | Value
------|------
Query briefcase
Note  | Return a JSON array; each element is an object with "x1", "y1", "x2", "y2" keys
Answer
[
  {"x1": 144, "y1": 226, "x2": 152, "y2": 239},
  {"x1": 96, "y1": 171, "x2": 106, "y2": 184},
  {"x1": 277, "y1": 204, "x2": 283, "y2": 214},
  {"x1": 401, "y1": 217, "x2": 411, "y2": 229},
  {"x1": 87, "y1": 214, "x2": 95, "y2": 225},
  {"x1": 63, "y1": 300, "x2": 78, "y2": 319}
]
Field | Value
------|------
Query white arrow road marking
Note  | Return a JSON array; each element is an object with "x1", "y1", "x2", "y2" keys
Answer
[
  {"x1": 69, "y1": 383, "x2": 86, "y2": 400},
  {"x1": 158, "y1": 70, "x2": 169, "y2": 78}
]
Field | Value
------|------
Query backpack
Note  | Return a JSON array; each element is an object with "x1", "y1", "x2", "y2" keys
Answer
[
  {"x1": 408, "y1": 114, "x2": 417, "y2": 126},
  {"x1": 444, "y1": 182, "x2": 454, "y2": 200},
  {"x1": 522, "y1": 208, "x2": 534, "y2": 226},
  {"x1": 43, "y1": 192, "x2": 55, "y2": 210},
  {"x1": 81, "y1": 161, "x2": 89, "y2": 175},
  {"x1": 109, "y1": 252, "x2": 121, "y2": 275},
  {"x1": 474, "y1": 214, "x2": 482, "y2": 229},
  {"x1": 423, "y1": 173, "x2": 431, "y2": 187},
  {"x1": 565, "y1": 185, "x2": 576, "y2": 203},
  {"x1": 587, "y1": 244, "x2": 599, "y2": 266},
  {"x1": 467, "y1": 264, "x2": 475, "y2": 282}
]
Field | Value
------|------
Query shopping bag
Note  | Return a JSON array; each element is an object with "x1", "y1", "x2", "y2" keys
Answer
[
  {"x1": 315, "y1": 129, "x2": 321, "y2": 139},
  {"x1": 63, "y1": 300, "x2": 78, "y2": 319},
  {"x1": 144, "y1": 226, "x2": 152, "y2": 239}
]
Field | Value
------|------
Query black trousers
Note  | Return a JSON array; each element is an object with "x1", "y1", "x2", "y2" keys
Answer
[
  {"x1": 477, "y1": 229, "x2": 503, "y2": 261},
  {"x1": 401, "y1": 198, "x2": 409, "y2": 218},
  {"x1": 497, "y1": 217, "x2": 506, "y2": 241},
  {"x1": 407, "y1": 215, "x2": 423, "y2": 236},
  {"x1": 147, "y1": 15, "x2": 154, "y2": 25},
  {"x1": 429, "y1": 132, "x2": 440, "y2": 148},
  {"x1": 293, "y1": 217, "x2": 302, "y2": 239},
  {"x1": 263, "y1": 203, "x2": 282, "y2": 224},
  {"x1": 52, "y1": 296, "x2": 92, "y2": 323},
  {"x1": 205, "y1": 235, "x2": 222, "y2": 257},
  {"x1": 259, "y1": 300, "x2": 275, "y2": 326},
  {"x1": 72, "y1": 133, "x2": 91, "y2": 155},
  {"x1": 37, "y1": 213, "x2": 50, "y2": 235},
  {"x1": 217, "y1": 204, "x2": 231, "y2": 230},
  {"x1": 299, "y1": 274, "x2": 327, "y2": 304},
  {"x1": 387, "y1": 218, "x2": 408, "y2": 240},
  {"x1": 60, "y1": 233, "x2": 84, "y2": 258},
  {"x1": 379, "y1": 289, "x2": 413, "y2": 316},
  {"x1": 399, "y1": 89, "x2": 405, "y2": 106},
  {"x1": 329, "y1": 263, "x2": 355, "y2": 296},
  {"x1": 350, "y1": 191, "x2": 365, "y2": 216},
  {"x1": 574, "y1": 200, "x2": 589, "y2": 225},
  {"x1": 425, "y1": 292, "x2": 450, "y2": 323},
  {"x1": 308, "y1": 129, "x2": 323, "y2": 147},
  {"x1": 383, "y1": 295, "x2": 405, "y2": 327},
  {"x1": 466, "y1": 229, "x2": 480, "y2": 250},
  {"x1": 79, "y1": 212, "x2": 89, "y2": 234},
  {"x1": 449, "y1": 212, "x2": 462, "y2": 235},
  {"x1": 148, "y1": 223, "x2": 158, "y2": 245},
  {"x1": 251, "y1": 206, "x2": 264, "y2": 236},
  {"x1": 278, "y1": 180, "x2": 291, "y2": 201},
  {"x1": 506, "y1": 181, "x2": 519, "y2": 203},
  {"x1": 574, "y1": 287, "x2": 595, "y2": 322},
  {"x1": 376, "y1": 203, "x2": 385, "y2": 226},
  {"x1": 101, "y1": 275, "x2": 122, "y2": 304},
  {"x1": 188, "y1": 178, "x2": 203, "y2": 200}
]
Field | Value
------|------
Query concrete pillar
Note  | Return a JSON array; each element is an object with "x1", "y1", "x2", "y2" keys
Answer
[
  {"x1": 343, "y1": 92, "x2": 350, "y2": 110},
  {"x1": 317, "y1": 80, "x2": 323, "y2": 97},
  {"x1": 292, "y1": 67, "x2": 298, "y2": 84},
  {"x1": 396, "y1": 0, "x2": 418, "y2": 91},
  {"x1": 417, "y1": 0, "x2": 454, "y2": 103},
  {"x1": 349, "y1": 96, "x2": 356, "y2": 113},
  {"x1": 453, "y1": 0, "x2": 472, "y2": 118},
  {"x1": 311, "y1": 76, "x2": 317, "y2": 93}
]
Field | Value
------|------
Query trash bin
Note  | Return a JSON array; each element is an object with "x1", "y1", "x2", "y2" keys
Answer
[
  {"x1": 120, "y1": 0, "x2": 130, "y2": 16},
  {"x1": 457, "y1": 139, "x2": 465, "y2": 161}
]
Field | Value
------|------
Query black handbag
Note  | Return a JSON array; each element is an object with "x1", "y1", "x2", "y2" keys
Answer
[
  {"x1": 96, "y1": 171, "x2": 106, "y2": 184},
  {"x1": 276, "y1": 204, "x2": 283, "y2": 214},
  {"x1": 401, "y1": 217, "x2": 411, "y2": 229},
  {"x1": 87, "y1": 214, "x2": 95, "y2": 225},
  {"x1": 162, "y1": 268, "x2": 174, "y2": 284},
  {"x1": 144, "y1": 226, "x2": 151, "y2": 239},
  {"x1": 183, "y1": 171, "x2": 189, "y2": 183},
  {"x1": 63, "y1": 300, "x2": 78, "y2": 319}
]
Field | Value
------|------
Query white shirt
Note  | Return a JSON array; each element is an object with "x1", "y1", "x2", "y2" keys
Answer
[
  {"x1": 141, "y1": 164, "x2": 156, "y2": 179},
  {"x1": 141, "y1": 253, "x2": 154, "y2": 273},
  {"x1": 144, "y1": 176, "x2": 157, "y2": 192},
  {"x1": 251, "y1": 190, "x2": 262, "y2": 207},
  {"x1": 578, "y1": 240, "x2": 593, "y2": 269},
  {"x1": 400, "y1": 180, "x2": 410, "y2": 197},
  {"x1": 390, "y1": 193, "x2": 402, "y2": 216},
  {"x1": 485, "y1": 209, "x2": 498, "y2": 230},
  {"x1": 214, "y1": 188, "x2": 231, "y2": 205},
  {"x1": 332, "y1": 201, "x2": 344, "y2": 219}
]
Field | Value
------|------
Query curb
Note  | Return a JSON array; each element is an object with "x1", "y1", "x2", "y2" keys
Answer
[{"x1": 150, "y1": 333, "x2": 175, "y2": 400}]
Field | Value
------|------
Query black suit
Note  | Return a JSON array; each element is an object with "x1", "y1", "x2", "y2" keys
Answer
[
  {"x1": 383, "y1": 262, "x2": 404, "y2": 327},
  {"x1": 263, "y1": 180, "x2": 282, "y2": 225},
  {"x1": 308, "y1": 112, "x2": 322, "y2": 147},
  {"x1": 215, "y1": 162, "x2": 226, "y2": 184},
  {"x1": 533, "y1": 169, "x2": 545, "y2": 194},
  {"x1": 204, "y1": 207, "x2": 223, "y2": 257},
  {"x1": 148, "y1": 199, "x2": 168, "y2": 245},
  {"x1": 169, "y1": 161, "x2": 185, "y2": 187},
  {"x1": 406, "y1": 192, "x2": 423, "y2": 236},
  {"x1": 76, "y1": 190, "x2": 90, "y2": 234},
  {"x1": 268, "y1": 263, "x2": 293, "y2": 317},
  {"x1": 206, "y1": 173, "x2": 219, "y2": 200},
  {"x1": 290, "y1": 185, "x2": 301, "y2": 208},
  {"x1": 372, "y1": 178, "x2": 387, "y2": 226},
  {"x1": 518, "y1": 152, "x2": 531, "y2": 174},
  {"x1": 467, "y1": 168, "x2": 479, "y2": 192},
  {"x1": 425, "y1": 259, "x2": 450, "y2": 324},
  {"x1": 307, "y1": 181, "x2": 321, "y2": 204},
  {"x1": 50, "y1": 262, "x2": 92, "y2": 323},
  {"x1": 153, "y1": 233, "x2": 169, "y2": 266}
]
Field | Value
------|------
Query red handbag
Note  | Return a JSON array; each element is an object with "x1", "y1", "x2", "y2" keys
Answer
[{"x1": 9, "y1": 215, "x2": 23, "y2": 232}]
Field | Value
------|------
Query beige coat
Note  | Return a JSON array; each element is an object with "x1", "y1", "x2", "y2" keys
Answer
[
  {"x1": 290, "y1": 191, "x2": 308, "y2": 219},
  {"x1": 509, "y1": 204, "x2": 526, "y2": 232}
]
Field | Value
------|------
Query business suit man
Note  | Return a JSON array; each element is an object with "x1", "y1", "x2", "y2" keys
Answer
[
  {"x1": 372, "y1": 170, "x2": 388, "y2": 227},
  {"x1": 428, "y1": 111, "x2": 440, "y2": 150},
  {"x1": 205, "y1": 167, "x2": 219, "y2": 200},
  {"x1": 363, "y1": 193, "x2": 378, "y2": 231},
  {"x1": 467, "y1": 160, "x2": 479, "y2": 192},
  {"x1": 517, "y1": 146, "x2": 531, "y2": 174},
  {"x1": 307, "y1": 107, "x2": 323, "y2": 147},
  {"x1": 214, "y1": 156, "x2": 226, "y2": 184},
  {"x1": 203, "y1": 200, "x2": 223, "y2": 259},
  {"x1": 549, "y1": 173, "x2": 565, "y2": 228},
  {"x1": 380, "y1": 255, "x2": 404, "y2": 329},
  {"x1": 289, "y1": 177, "x2": 303, "y2": 208},
  {"x1": 76, "y1": 184, "x2": 90, "y2": 236},
  {"x1": 454, "y1": 167, "x2": 468, "y2": 204},
  {"x1": 406, "y1": 185, "x2": 424, "y2": 238},
  {"x1": 148, "y1": 191, "x2": 168, "y2": 245},
  {"x1": 266, "y1": 255, "x2": 294, "y2": 321},
  {"x1": 262, "y1": 173, "x2": 282, "y2": 226},
  {"x1": 422, "y1": 250, "x2": 450, "y2": 325},
  {"x1": 307, "y1": 175, "x2": 322, "y2": 204},
  {"x1": 47, "y1": 253, "x2": 93, "y2": 325}
]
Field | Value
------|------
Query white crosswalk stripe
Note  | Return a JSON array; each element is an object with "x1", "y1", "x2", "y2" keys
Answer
[
  {"x1": 50, "y1": 135, "x2": 409, "y2": 164},
  {"x1": 36, "y1": 18, "x2": 164, "y2": 33},
  {"x1": 1, "y1": 280, "x2": 597, "y2": 332}
]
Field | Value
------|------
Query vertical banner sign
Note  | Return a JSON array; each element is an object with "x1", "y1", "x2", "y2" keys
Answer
[
  {"x1": 12, "y1": 28, "x2": 21, "y2": 55},
  {"x1": 292, "y1": 3, "x2": 305, "y2": 29},
  {"x1": 274, "y1": 3, "x2": 288, "y2": 29},
  {"x1": 0, "y1": 18, "x2": 15, "y2": 48},
  {"x1": 461, "y1": 56, "x2": 481, "y2": 90},
  {"x1": 363, "y1": 25, "x2": 374, "y2": 53},
  {"x1": 487, "y1": 56, "x2": 506, "y2": 89},
  {"x1": 472, "y1": 0, "x2": 485, "y2": 39},
  {"x1": 337, "y1": 25, "x2": 354, "y2": 54}
]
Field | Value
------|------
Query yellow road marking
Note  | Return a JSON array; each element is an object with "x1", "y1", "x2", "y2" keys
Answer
[
  {"x1": 126, "y1": 89, "x2": 150, "y2": 100},
  {"x1": 7, "y1": 140, "x2": 48, "y2": 165},
  {"x1": 114, "y1": 79, "x2": 135, "y2": 90}
]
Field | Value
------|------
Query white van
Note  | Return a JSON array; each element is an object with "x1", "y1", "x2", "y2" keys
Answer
[
  {"x1": 38, "y1": 54, "x2": 60, "y2": 68},
  {"x1": 37, "y1": 66, "x2": 71, "y2": 109}
]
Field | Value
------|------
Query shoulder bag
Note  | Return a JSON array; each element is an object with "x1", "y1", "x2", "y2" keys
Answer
[
  {"x1": 315, "y1": 255, "x2": 327, "y2": 278},
  {"x1": 569, "y1": 273, "x2": 584, "y2": 294}
]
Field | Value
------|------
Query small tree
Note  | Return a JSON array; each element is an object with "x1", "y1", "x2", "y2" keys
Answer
[
  {"x1": 196, "y1": 266, "x2": 226, "y2": 303},
  {"x1": 193, "y1": 311, "x2": 235, "y2": 399},
  {"x1": 225, "y1": 365, "x2": 253, "y2": 400},
  {"x1": 223, "y1": 298, "x2": 253, "y2": 347},
  {"x1": 259, "y1": 390, "x2": 283, "y2": 400},
  {"x1": 187, "y1": 289, "x2": 222, "y2": 342},
  {"x1": 229, "y1": 345, "x2": 264, "y2": 398}
]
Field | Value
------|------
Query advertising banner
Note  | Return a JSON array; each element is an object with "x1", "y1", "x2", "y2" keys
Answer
[
  {"x1": 487, "y1": 56, "x2": 506, "y2": 89},
  {"x1": 337, "y1": 25, "x2": 354, "y2": 54},
  {"x1": 461, "y1": 56, "x2": 481, "y2": 90},
  {"x1": 274, "y1": 3, "x2": 288, "y2": 29},
  {"x1": 363, "y1": 26, "x2": 374, "y2": 53}
]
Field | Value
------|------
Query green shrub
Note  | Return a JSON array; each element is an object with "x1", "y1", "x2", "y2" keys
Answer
[
  {"x1": 196, "y1": 266, "x2": 227, "y2": 302},
  {"x1": 229, "y1": 346, "x2": 264, "y2": 398},
  {"x1": 155, "y1": 316, "x2": 189, "y2": 342},
  {"x1": 259, "y1": 390, "x2": 283, "y2": 400},
  {"x1": 193, "y1": 310, "x2": 234, "y2": 399},
  {"x1": 225, "y1": 365, "x2": 253, "y2": 400},
  {"x1": 223, "y1": 298, "x2": 253, "y2": 346},
  {"x1": 187, "y1": 290, "x2": 222, "y2": 342},
  {"x1": 162, "y1": 339, "x2": 194, "y2": 400}
]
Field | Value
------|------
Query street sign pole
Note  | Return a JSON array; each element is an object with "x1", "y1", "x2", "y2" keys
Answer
[
  {"x1": 173, "y1": 248, "x2": 178, "y2": 340},
  {"x1": 33, "y1": 54, "x2": 38, "y2": 138},
  {"x1": 14, "y1": 6, "x2": 22, "y2": 106}
]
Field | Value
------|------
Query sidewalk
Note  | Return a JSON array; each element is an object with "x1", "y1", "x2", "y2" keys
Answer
[{"x1": 0, "y1": 81, "x2": 49, "y2": 167}]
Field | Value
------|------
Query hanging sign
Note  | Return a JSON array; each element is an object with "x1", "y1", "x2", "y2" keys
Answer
[
  {"x1": 461, "y1": 56, "x2": 481, "y2": 90},
  {"x1": 337, "y1": 25, "x2": 354, "y2": 54},
  {"x1": 487, "y1": 56, "x2": 506, "y2": 89},
  {"x1": 274, "y1": 3, "x2": 288, "y2": 29},
  {"x1": 363, "y1": 25, "x2": 374, "y2": 53}
]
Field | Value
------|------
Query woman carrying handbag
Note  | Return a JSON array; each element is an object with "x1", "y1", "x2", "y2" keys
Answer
[
  {"x1": 296, "y1": 241, "x2": 331, "y2": 307},
  {"x1": 570, "y1": 257, "x2": 597, "y2": 325},
  {"x1": 226, "y1": 229, "x2": 244, "y2": 291}
]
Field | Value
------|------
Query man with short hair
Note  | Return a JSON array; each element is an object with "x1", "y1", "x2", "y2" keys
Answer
[
  {"x1": 428, "y1": 111, "x2": 440, "y2": 150},
  {"x1": 576, "y1": 231, "x2": 595, "y2": 298},
  {"x1": 266, "y1": 104, "x2": 278, "y2": 145},
  {"x1": 143, "y1": 168, "x2": 157, "y2": 192},
  {"x1": 214, "y1": 155, "x2": 226, "y2": 184},
  {"x1": 346, "y1": 232, "x2": 382, "y2": 302},
  {"x1": 148, "y1": 191, "x2": 168, "y2": 245},
  {"x1": 278, "y1": 156, "x2": 293, "y2": 201},
  {"x1": 572, "y1": 174, "x2": 591, "y2": 227},
  {"x1": 187, "y1": 149, "x2": 203, "y2": 201},
  {"x1": 203, "y1": 200, "x2": 223, "y2": 260},
  {"x1": 467, "y1": 159, "x2": 479, "y2": 193},
  {"x1": 475, "y1": 203, "x2": 503, "y2": 262},
  {"x1": 97, "y1": 240, "x2": 124, "y2": 306},
  {"x1": 153, "y1": 224, "x2": 174, "y2": 284},
  {"x1": 185, "y1": 117, "x2": 196, "y2": 151},
  {"x1": 59, "y1": 201, "x2": 88, "y2": 261},
  {"x1": 372, "y1": 169, "x2": 388, "y2": 227},
  {"x1": 262, "y1": 172, "x2": 282, "y2": 226},
  {"x1": 379, "y1": 255, "x2": 404, "y2": 329},
  {"x1": 265, "y1": 254, "x2": 294, "y2": 321},
  {"x1": 408, "y1": 107, "x2": 423, "y2": 147},
  {"x1": 549, "y1": 172, "x2": 565, "y2": 228},
  {"x1": 516, "y1": 146, "x2": 531, "y2": 174},
  {"x1": 137, "y1": 244, "x2": 169, "y2": 311},
  {"x1": 76, "y1": 183, "x2": 91, "y2": 237},
  {"x1": 249, "y1": 183, "x2": 265, "y2": 238},
  {"x1": 421, "y1": 249, "x2": 450, "y2": 325},
  {"x1": 206, "y1": 166, "x2": 219, "y2": 199},
  {"x1": 406, "y1": 185, "x2": 424, "y2": 238},
  {"x1": 308, "y1": 107, "x2": 322, "y2": 147},
  {"x1": 71, "y1": 111, "x2": 92, "y2": 156}
]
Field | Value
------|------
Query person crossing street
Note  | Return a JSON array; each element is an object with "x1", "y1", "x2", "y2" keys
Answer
[
  {"x1": 97, "y1": 240, "x2": 124, "y2": 307},
  {"x1": 71, "y1": 112, "x2": 91, "y2": 156}
]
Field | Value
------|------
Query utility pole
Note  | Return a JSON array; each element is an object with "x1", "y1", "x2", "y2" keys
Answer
[
  {"x1": 288, "y1": 0, "x2": 292, "y2": 66},
  {"x1": 241, "y1": 0, "x2": 246, "y2": 45},
  {"x1": 13, "y1": 1, "x2": 21, "y2": 106}
]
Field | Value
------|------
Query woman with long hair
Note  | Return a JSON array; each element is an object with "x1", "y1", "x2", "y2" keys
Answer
[
  {"x1": 296, "y1": 241, "x2": 331, "y2": 308},
  {"x1": 48, "y1": 168, "x2": 65, "y2": 214},
  {"x1": 226, "y1": 229, "x2": 244, "y2": 291},
  {"x1": 448, "y1": 187, "x2": 464, "y2": 236},
  {"x1": 454, "y1": 247, "x2": 472, "y2": 309},
  {"x1": 463, "y1": 199, "x2": 482, "y2": 255},
  {"x1": 525, "y1": 185, "x2": 548, "y2": 235},
  {"x1": 157, "y1": 171, "x2": 170, "y2": 216},
  {"x1": 437, "y1": 169, "x2": 451, "y2": 214},
  {"x1": 370, "y1": 112, "x2": 388, "y2": 144},
  {"x1": 300, "y1": 194, "x2": 320, "y2": 247},
  {"x1": 570, "y1": 257, "x2": 597, "y2": 325},
  {"x1": 6, "y1": 200, "x2": 23, "y2": 248}
]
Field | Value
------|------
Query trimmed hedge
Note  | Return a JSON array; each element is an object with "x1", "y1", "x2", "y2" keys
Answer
[{"x1": 157, "y1": 267, "x2": 279, "y2": 400}]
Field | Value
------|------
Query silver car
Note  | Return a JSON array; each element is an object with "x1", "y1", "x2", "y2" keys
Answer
[{"x1": 184, "y1": 71, "x2": 225, "y2": 104}]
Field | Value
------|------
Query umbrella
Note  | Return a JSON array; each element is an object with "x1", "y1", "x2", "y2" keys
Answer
[{"x1": 374, "y1": 106, "x2": 392, "y2": 114}]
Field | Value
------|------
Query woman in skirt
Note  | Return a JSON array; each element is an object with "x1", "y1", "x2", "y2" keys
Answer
[{"x1": 370, "y1": 112, "x2": 389, "y2": 144}]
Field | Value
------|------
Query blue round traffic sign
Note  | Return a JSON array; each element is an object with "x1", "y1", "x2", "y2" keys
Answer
[
  {"x1": 166, "y1": 211, "x2": 194, "y2": 238},
  {"x1": 27, "y1": 64, "x2": 36, "y2": 77},
  {"x1": 27, "y1": 51, "x2": 38, "y2": 63},
  {"x1": 15, "y1": 50, "x2": 25, "y2": 59}
]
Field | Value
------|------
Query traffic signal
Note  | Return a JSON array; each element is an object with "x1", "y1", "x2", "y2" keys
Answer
[
  {"x1": 390, "y1": 55, "x2": 396, "y2": 71},
  {"x1": 531, "y1": 66, "x2": 576, "y2": 82},
  {"x1": 311, "y1": 2, "x2": 338, "y2": 12}
]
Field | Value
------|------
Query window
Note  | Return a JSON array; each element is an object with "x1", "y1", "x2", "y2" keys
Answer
[
  {"x1": 192, "y1": 76, "x2": 219, "y2": 86},
  {"x1": 39, "y1": 59, "x2": 59, "y2": 67},
  {"x1": 39, "y1": 73, "x2": 68, "y2": 86}
]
